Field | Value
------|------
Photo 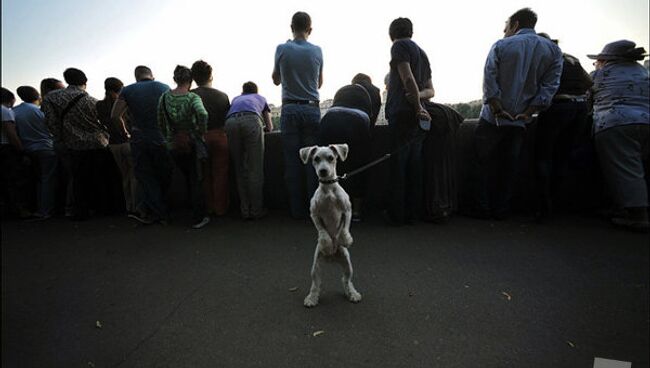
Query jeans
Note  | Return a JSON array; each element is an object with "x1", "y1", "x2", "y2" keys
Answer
[
  {"x1": 474, "y1": 120, "x2": 525, "y2": 215},
  {"x1": 226, "y1": 114, "x2": 265, "y2": 218},
  {"x1": 109, "y1": 143, "x2": 137, "y2": 213},
  {"x1": 69, "y1": 148, "x2": 108, "y2": 219},
  {"x1": 171, "y1": 146, "x2": 207, "y2": 222},
  {"x1": 387, "y1": 113, "x2": 425, "y2": 224},
  {"x1": 280, "y1": 104, "x2": 320, "y2": 218},
  {"x1": 534, "y1": 101, "x2": 589, "y2": 214},
  {"x1": 31, "y1": 150, "x2": 59, "y2": 217},
  {"x1": 131, "y1": 142, "x2": 173, "y2": 221},
  {"x1": 204, "y1": 129, "x2": 229, "y2": 216}
]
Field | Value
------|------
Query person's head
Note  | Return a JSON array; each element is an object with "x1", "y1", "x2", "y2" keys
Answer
[
  {"x1": 16, "y1": 86, "x2": 41, "y2": 104},
  {"x1": 291, "y1": 11, "x2": 312, "y2": 37},
  {"x1": 389, "y1": 17, "x2": 413, "y2": 41},
  {"x1": 242, "y1": 81, "x2": 258, "y2": 94},
  {"x1": 63, "y1": 67, "x2": 88, "y2": 87},
  {"x1": 173, "y1": 65, "x2": 193, "y2": 87},
  {"x1": 191, "y1": 60, "x2": 213, "y2": 86},
  {"x1": 40, "y1": 78, "x2": 65, "y2": 97},
  {"x1": 351, "y1": 73, "x2": 372, "y2": 85},
  {"x1": 134, "y1": 65, "x2": 154, "y2": 82},
  {"x1": 504, "y1": 8, "x2": 537, "y2": 37},
  {"x1": 588, "y1": 39, "x2": 648, "y2": 70},
  {"x1": 537, "y1": 32, "x2": 559, "y2": 45},
  {"x1": 104, "y1": 77, "x2": 124, "y2": 100},
  {"x1": 1, "y1": 87, "x2": 16, "y2": 107}
]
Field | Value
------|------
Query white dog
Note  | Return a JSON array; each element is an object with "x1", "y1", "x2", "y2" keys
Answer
[{"x1": 299, "y1": 144, "x2": 362, "y2": 307}]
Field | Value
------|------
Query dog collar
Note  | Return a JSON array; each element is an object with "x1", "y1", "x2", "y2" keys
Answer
[{"x1": 319, "y1": 178, "x2": 339, "y2": 184}]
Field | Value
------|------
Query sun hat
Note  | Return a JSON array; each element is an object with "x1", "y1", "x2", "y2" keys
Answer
[{"x1": 587, "y1": 40, "x2": 647, "y2": 61}]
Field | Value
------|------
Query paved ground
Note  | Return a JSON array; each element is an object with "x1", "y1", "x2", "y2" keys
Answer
[{"x1": 2, "y1": 212, "x2": 648, "y2": 368}]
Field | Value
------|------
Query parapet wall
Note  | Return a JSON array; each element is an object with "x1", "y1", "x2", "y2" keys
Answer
[{"x1": 170, "y1": 119, "x2": 608, "y2": 214}]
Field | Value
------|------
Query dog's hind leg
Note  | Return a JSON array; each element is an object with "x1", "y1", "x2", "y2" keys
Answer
[
  {"x1": 336, "y1": 247, "x2": 362, "y2": 303},
  {"x1": 304, "y1": 247, "x2": 323, "y2": 307}
]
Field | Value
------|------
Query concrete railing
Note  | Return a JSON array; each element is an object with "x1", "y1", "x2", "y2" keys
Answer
[{"x1": 170, "y1": 118, "x2": 607, "y2": 214}]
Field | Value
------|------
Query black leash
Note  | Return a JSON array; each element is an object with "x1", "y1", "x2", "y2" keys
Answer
[{"x1": 335, "y1": 129, "x2": 427, "y2": 182}]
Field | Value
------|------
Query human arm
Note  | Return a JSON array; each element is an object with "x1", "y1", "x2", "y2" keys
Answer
[
  {"x1": 318, "y1": 65, "x2": 323, "y2": 89},
  {"x1": 518, "y1": 48, "x2": 564, "y2": 121},
  {"x1": 262, "y1": 110, "x2": 273, "y2": 132},
  {"x1": 419, "y1": 78, "x2": 435, "y2": 100},
  {"x1": 272, "y1": 45, "x2": 282, "y2": 86},
  {"x1": 396, "y1": 61, "x2": 430, "y2": 121},
  {"x1": 483, "y1": 43, "x2": 515, "y2": 120},
  {"x1": 191, "y1": 94, "x2": 208, "y2": 136},
  {"x1": 110, "y1": 96, "x2": 131, "y2": 138},
  {"x1": 3, "y1": 122, "x2": 23, "y2": 150},
  {"x1": 157, "y1": 95, "x2": 169, "y2": 140}
]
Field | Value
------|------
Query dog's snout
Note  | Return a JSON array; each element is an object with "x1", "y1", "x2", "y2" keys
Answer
[{"x1": 318, "y1": 168, "x2": 328, "y2": 177}]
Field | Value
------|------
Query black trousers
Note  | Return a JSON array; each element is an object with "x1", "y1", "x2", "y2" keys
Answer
[{"x1": 68, "y1": 148, "x2": 110, "y2": 219}]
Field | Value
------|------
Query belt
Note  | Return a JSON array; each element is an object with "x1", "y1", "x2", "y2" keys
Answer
[
  {"x1": 553, "y1": 94, "x2": 586, "y2": 103},
  {"x1": 282, "y1": 99, "x2": 320, "y2": 106},
  {"x1": 229, "y1": 111, "x2": 258, "y2": 118}
]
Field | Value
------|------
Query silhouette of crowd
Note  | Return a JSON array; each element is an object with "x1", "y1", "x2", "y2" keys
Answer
[{"x1": 1, "y1": 9, "x2": 648, "y2": 231}]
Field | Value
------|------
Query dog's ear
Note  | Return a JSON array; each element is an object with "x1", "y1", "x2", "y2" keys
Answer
[
  {"x1": 329, "y1": 144, "x2": 349, "y2": 162},
  {"x1": 299, "y1": 146, "x2": 318, "y2": 164}
]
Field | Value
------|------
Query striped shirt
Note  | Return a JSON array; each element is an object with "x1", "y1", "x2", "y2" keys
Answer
[{"x1": 157, "y1": 91, "x2": 208, "y2": 142}]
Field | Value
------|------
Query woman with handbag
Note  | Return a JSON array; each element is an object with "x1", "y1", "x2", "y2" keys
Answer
[{"x1": 158, "y1": 65, "x2": 210, "y2": 229}]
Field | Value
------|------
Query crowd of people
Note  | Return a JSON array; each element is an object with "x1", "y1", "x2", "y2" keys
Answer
[{"x1": 1, "y1": 9, "x2": 648, "y2": 231}]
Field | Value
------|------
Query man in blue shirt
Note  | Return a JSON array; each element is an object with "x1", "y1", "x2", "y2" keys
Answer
[
  {"x1": 14, "y1": 86, "x2": 57, "y2": 219},
  {"x1": 272, "y1": 11, "x2": 323, "y2": 219},
  {"x1": 111, "y1": 66, "x2": 172, "y2": 224},
  {"x1": 473, "y1": 8, "x2": 563, "y2": 220}
]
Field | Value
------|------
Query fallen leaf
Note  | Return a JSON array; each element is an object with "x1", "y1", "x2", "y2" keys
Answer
[
  {"x1": 289, "y1": 287, "x2": 299, "y2": 292},
  {"x1": 566, "y1": 340, "x2": 575, "y2": 348},
  {"x1": 313, "y1": 330, "x2": 325, "y2": 337},
  {"x1": 88, "y1": 362, "x2": 95, "y2": 367},
  {"x1": 95, "y1": 321, "x2": 102, "y2": 329},
  {"x1": 501, "y1": 292, "x2": 512, "y2": 301}
]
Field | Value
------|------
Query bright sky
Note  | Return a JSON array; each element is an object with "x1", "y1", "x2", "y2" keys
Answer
[{"x1": 2, "y1": 0, "x2": 649, "y2": 105}]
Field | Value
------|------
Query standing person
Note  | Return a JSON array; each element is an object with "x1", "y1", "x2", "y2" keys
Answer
[
  {"x1": 272, "y1": 11, "x2": 323, "y2": 219},
  {"x1": 96, "y1": 77, "x2": 137, "y2": 216},
  {"x1": 14, "y1": 86, "x2": 58, "y2": 220},
  {"x1": 534, "y1": 33, "x2": 593, "y2": 221},
  {"x1": 318, "y1": 79, "x2": 375, "y2": 222},
  {"x1": 472, "y1": 8, "x2": 563, "y2": 220},
  {"x1": 40, "y1": 77, "x2": 70, "y2": 216},
  {"x1": 158, "y1": 65, "x2": 210, "y2": 229},
  {"x1": 1, "y1": 87, "x2": 31, "y2": 218},
  {"x1": 225, "y1": 81, "x2": 273, "y2": 220},
  {"x1": 351, "y1": 73, "x2": 382, "y2": 130},
  {"x1": 588, "y1": 40, "x2": 649, "y2": 231},
  {"x1": 383, "y1": 17, "x2": 433, "y2": 226},
  {"x1": 190, "y1": 60, "x2": 231, "y2": 216},
  {"x1": 111, "y1": 66, "x2": 172, "y2": 225},
  {"x1": 42, "y1": 68, "x2": 110, "y2": 221}
]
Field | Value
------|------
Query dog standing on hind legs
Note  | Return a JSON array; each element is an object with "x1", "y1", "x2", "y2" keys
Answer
[{"x1": 299, "y1": 144, "x2": 362, "y2": 307}]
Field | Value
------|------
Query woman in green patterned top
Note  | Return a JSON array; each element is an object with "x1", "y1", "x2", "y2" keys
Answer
[{"x1": 157, "y1": 65, "x2": 210, "y2": 229}]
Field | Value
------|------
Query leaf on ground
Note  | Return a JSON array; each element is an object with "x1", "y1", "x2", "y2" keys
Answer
[
  {"x1": 95, "y1": 320, "x2": 102, "y2": 329},
  {"x1": 289, "y1": 287, "x2": 299, "y2": 292},
  {"x1": 501, "y1": 291, "x2": 512, "y2": 301},
  {"x1": 566, "y1": 340, "x2": 576, "y2": 348},
  {"x1": 313, "y1": 330, "x2": 325, "y2": 337},
  {"x1": 88, "y1": 362, "x2": 95, "y2": 367}
]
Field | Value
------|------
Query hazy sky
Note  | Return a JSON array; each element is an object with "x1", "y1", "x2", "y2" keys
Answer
[{"x1": 2, "y1": 0, "x2": 649, "y2": 105}]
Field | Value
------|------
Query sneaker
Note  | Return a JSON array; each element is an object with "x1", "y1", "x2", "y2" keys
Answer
[
  {"x1": 192, "y1": 216, "x2": 210, "y2": 229},
  {"x1": 26, "y1": 214, "x2": 52, "y2": 222},
  {"x1": 251, "y1": 208, "x2": 268, "y2": 220},
  {"x1": 128, "y1": 212, "x2": 154, "y2": 225}
]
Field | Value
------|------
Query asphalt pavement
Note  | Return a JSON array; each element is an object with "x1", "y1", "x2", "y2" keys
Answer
[{"x1": 2, "y1": 212, "x2": 648, "y2": 368}]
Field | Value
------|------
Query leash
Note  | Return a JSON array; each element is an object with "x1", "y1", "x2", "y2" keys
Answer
[{"x1": 333, "y1": 129, "x2": 427, "y2": 182}]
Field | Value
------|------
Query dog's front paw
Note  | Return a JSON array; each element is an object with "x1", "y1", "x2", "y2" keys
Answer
[
  {"x1": 340, "y1": 231, "x2": 353, "y2": 247},
  {"x1": 304, "y1": 293, "x2": 319, "y2": 308},
  {"x1": 348, "y1": 290, "x2": 362, "y2": 303},
  {"x1": 317, "y1": 235, "x2": 336, "y2": 255}
]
